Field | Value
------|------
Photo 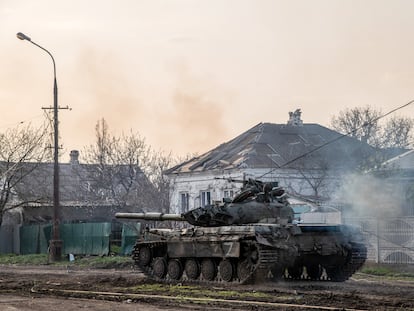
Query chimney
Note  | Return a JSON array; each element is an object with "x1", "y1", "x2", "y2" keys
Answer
[
  {"x1": 69, "y1": 150, "x2": 80, "y2": 165},
  {"x1": 287, "y1": 109, "x2": 303, "y2": 126}
]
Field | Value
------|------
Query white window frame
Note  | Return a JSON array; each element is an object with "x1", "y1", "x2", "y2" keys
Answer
[
  {"x1": 223, "y1": 189, "x2": 234, "y2": 200},
  {"x1": 180, "y1": 192, "x2": 190, "y2": 213},
  {"x1": 200, "y1": 190, "x2": 211, "y2": 207}
]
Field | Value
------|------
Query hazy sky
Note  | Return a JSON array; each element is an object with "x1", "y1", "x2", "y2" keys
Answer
[{"x1": 1, "y1": 0, "x2": 414, "y2": 159}]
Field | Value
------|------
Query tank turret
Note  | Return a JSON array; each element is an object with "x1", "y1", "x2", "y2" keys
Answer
[
  {"x1": 117, "y1": 179, "x2": 293, "y2": 227},
  {"x1": 183, "y1": 179, "x2": 293, "y2": 226}
]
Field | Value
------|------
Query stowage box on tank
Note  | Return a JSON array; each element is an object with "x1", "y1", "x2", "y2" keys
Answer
[{"x1": 116, "y1": 179, "x2": 366, "y2": 284}]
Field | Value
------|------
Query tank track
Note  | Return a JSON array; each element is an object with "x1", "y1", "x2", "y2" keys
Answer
[
  {"x1": 285, "y1": 242, "x2": 367, "y2": 281},
  {"x1": 133, "y1": 240, "x2": 367, "y2": 284},
  {"x1": 132, "y1": 241, "x2": 288, "y2": 285},
  {"x1": 326, "y1": 242, "x2": 367, "y2": 282}
]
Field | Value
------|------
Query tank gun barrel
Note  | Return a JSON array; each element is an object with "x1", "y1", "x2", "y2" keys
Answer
[{"x1": 115, "y1": 212, "x2": 185, "y2": 221}]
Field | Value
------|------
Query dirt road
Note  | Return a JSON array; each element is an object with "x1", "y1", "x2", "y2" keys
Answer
[
  {"x1": 0, "y1": 265, "x2": 413, "y2": 310},
  {"x1": 0, "y1": 294, "x2": 186, "y2": 311}
]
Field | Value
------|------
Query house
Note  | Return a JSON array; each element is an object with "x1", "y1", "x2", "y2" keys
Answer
[
  {"x1": 165, "y1": 109, "x2": 414, "y2": 264},
  {"x1": 165, "y1": 110, "x2": 380, "y2": 214},
  {"x1": 0, "y1": 149, "x2": 160, "y2": 254},
  {"x1": 3, "y1": 150, "x2": 160, "y2": 226}
]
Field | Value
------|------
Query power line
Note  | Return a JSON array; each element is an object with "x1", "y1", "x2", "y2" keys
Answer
[
  {"x1": 259, "y1": 99, "x2": 414, "y2": 179},
  {"x1": 0, "y1": 114, "x2": 45, "y2": 129}
]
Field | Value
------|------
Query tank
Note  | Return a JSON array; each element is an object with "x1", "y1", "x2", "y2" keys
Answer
[{"x1": 116, "y1": 179, "x2": 367, "y2": 284}]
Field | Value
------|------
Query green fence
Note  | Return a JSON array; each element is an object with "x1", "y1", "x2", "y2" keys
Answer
[
  {"x1": 121, "y1": 223, "x2": 141, "y2": 255},
  {"x1": 20, "y1": 223, "x2": 112, "y2": 256},
  {"x1": 20, "y1": 224, "x2": 51, "y2": 254},
  {"x1": 61, "y1": 223, "x2": 112, "y2": 256}
]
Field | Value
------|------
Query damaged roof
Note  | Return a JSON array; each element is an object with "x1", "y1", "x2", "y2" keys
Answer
[{"x1": 166, "y1": 122, "x2": 379, "y2": 174}]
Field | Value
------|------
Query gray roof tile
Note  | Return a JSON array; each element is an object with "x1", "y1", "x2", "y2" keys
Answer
[{"x1": 166, "y1": 122, "x2": 379, "y2": 174}]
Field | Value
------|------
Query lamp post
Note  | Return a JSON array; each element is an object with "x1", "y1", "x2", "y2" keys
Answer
[{"x1": 17, "y1": 32, "x2": 62, "y2": 261}]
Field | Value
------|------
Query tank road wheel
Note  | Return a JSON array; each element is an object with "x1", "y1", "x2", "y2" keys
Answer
[
  {"x1": 237, "y1": 242, "x2": 259, "y2": 282},
  {"x1": 306, "y1": 264, "x2": 322, "y2": 280},
  {"x1": 219, "y1": 259, "x2": 234, "y2": 282},
  {"x1": 237, "y1": 259, "x2": 253, "y2": 282},
  {"x1": 138, "y1": 246, "x2": 152, "y2": 267},
  {"x1": 201, "y1": 259, "x2": 217, "y2": 281},
  {"x1": 168, "y1": 259, "x2": 183, "y2": 280},
  {"x1": 153, "y1": 257, "x2": 167, "y2": 279},
  {"x1": 288, "y1": 265, "x2": 303, "y2": 280},
  {"x1": 184, "y1": 258, "x2": 200, "y2": 280}
]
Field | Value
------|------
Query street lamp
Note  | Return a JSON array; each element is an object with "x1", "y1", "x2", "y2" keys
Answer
[{"x1": 17, "y1": 32, "x2": 62, "y2": 261}]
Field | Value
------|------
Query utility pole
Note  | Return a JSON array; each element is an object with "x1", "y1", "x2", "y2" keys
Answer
[{"x1": 17, "y1": 32, "x2": 69, "y2": 261}]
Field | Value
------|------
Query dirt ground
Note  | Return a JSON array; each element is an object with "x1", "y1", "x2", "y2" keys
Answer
[{"x1": 1, "y1": 265, "x2": 413, "y2": 310}]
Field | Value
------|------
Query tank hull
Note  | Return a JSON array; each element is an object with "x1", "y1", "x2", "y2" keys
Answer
[{"x1": 131, "y1": 223, "x2": 366, "y2": 284}]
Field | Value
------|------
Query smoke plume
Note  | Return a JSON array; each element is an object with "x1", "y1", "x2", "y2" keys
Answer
[{"x1": 332, "y1": 173, "x2": 407, "y2": 218}]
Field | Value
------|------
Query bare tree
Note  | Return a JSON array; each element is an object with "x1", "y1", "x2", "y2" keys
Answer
[
  {"x1": 82, "y1": 119, "x2": 181, "y2": 213},
  {"x1": 380, "y1": 116, "x2": 414, "y2": 149},
  {"x1": 81, "y1": 119, "x2": 150, "y2": 209},
  {"x1": 294, "y1": 154, "x2": 331, "y2": 199},
  {"x1": 331, "y1": 106, "x2": 414, "y2": 149},
  {"x1": 146, "y1": 151, "x2": 173, "y2": 212},
  {"x1": 330, "y1": 106, "x2": 382, "y2": 146},
  {"x1": 0, "y1": 123, "x2": 51, "y2": 225}
]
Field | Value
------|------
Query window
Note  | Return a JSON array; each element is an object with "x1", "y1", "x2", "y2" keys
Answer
[
  {"x1": 180, "y1": 192, "x2": 190, "y2": 213},
  {"x1": 200, "y1": 191, "x2": 211, "y2": 207},
  {"x1": 223, "y1": 189, "x2": 234, "y2": 199}
]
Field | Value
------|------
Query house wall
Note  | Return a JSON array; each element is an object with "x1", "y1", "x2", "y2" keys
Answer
[
  {"x1": 168, "y1": 167, "x2": 345, "y2": 214},
  {"x1": 2, "y1": 204, "x2": 135, "y2": 227},
  {"x1": 169, "y1": 170, "x2": 244, "y2": 214}
]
